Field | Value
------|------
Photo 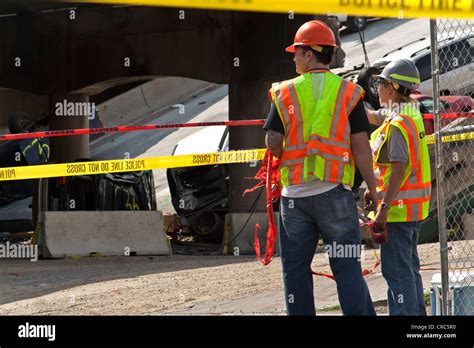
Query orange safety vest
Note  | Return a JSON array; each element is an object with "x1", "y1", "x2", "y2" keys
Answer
[
  {"x1": 269, "y1": 71, "x2": 364, "y2": 187},
  {"x1": 371, "y1": 105, "x2": 431, "y2": 222}
]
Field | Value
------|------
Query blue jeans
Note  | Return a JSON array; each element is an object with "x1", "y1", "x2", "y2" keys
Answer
[
  {"x1": 279, "y1": 184, "x2": 376, "y2": 316},
  {"x1": 381, "y1": 221, "x2": 426, "y2": 316}
]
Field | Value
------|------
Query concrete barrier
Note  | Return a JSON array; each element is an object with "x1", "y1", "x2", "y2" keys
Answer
[
  {"x1": 141, "y1": 76, "x2": 211, "y2": 111},
  {"x1": 225, "y1": 212, "x2": 280, "y2": 256},
  {"x1": 97, "y1": 77, "x2": 212, "y2": 127},
  {"x1": 38, "y1": 211, "x2": 170, "y2": 258}
]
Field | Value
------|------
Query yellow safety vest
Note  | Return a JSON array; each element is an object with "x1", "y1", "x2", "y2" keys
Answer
[
  {"x1": 269, "y1": 71, "x2": 364, "y2": 188},
  {"x1": 370, "y1": 104, "x2": 431, "y2": 222}
]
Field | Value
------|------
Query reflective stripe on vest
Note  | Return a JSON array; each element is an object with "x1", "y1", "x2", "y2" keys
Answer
[
  {"x1": 21, "y1": 138, "x2": 50, "y2": 162},
  {"x1": 269, "y1": 72, "x2": 364, "y2": 187},
  {"x1": 370, "y1": 104, "x2": 431, "y2": 222}
]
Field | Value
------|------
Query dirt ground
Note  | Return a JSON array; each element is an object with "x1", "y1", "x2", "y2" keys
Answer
[{"x1": 0, "y1": 241, "x2": 454, "y2": 315}]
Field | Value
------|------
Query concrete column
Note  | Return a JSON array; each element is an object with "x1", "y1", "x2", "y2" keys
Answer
[
  {"x1": 227, "y1": 13, "x2": 313, "y2": 212},
  {"x1": 49, "y1": 94, "x2": 90, "y2": 162},
  {"x1": 228, "y1": 80, "x2": 271, "y2": 212}
]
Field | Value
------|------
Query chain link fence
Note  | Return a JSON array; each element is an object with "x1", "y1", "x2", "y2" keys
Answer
[{"x1": 431, "y1": 18, "x2": 473, "y2": 315}]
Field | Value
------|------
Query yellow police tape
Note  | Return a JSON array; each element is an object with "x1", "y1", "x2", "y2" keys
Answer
[
  {"x1": 0, "y1": 149, "x2": 266, "y2": 182},
  {"x1": 1, "y1": 130, "x2": 472, "y2": 181},
  {"x1": 425, "y1": 130, "x2": 474, "y2": 145},
  {"x1": 77, "y1": 0, "x2": 474, "y2": 19}
]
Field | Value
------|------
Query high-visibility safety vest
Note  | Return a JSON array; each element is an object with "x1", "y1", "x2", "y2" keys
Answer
[
  {"x1": 269, "y1": 71, "x2": 364, "y2": 188},
  {"x1": 20, "y1": 138, "x2": 50, "y2": 165},
  {"x1": 370, "y1": 104, "x2": 431, "y2": 222}
]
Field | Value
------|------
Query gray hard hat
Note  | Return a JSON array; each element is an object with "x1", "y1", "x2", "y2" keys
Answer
[{"x1": 374, "y1": 59, "x2": 421, "y2": 91}]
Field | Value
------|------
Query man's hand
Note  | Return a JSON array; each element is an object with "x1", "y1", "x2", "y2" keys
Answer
[
  {"x1": 265, "y1": 130, "x2": 284, "y2": 158},
  {"x1": 364, "y1": 188, "x2": 378, "y2": 212},
  {"x1": 365, "y1": 107, "x2": 389, "y2": 126},
  {"x1": 374, "y1": 208, "x2": 388, "y2": 230}
]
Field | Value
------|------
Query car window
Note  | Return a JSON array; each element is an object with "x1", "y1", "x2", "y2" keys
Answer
[
  {"x1": 439, "y1": 38, "x2": 473, "y2": 74},
  {"x1": 420, "y1": 98, "x2": 434, "y2": 113},
  {"x1": 414, "y1": 37, "x2": 473, "y2": 81},
  {"x1": 419, "y1": 98, "x2": 446, "y2": 114},
  {"x1": 414, "y1": 54, "x2": 432, "y2": 82}
]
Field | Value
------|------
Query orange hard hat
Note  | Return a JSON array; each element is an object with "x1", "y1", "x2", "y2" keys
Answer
[{"x1": 285, "y1": 20, "x2": 337, "y2": 53}]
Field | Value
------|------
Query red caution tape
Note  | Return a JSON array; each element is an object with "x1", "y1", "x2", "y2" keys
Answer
[
  {"x1": 420, "y1": 266, "x2": 442, "y2": 271},
  {"x1": 2, "y1": 112, "x2": 470, "y2": 141},
  {"x1": 243, "y1": 149, "x2": 280, "y2": 266},
  {"x1": 312, "y1": 262, "x2": 438, "y2": 281},
  {"x1": 362, "y1": 259, "x2": 382, "y2": 277},
  {"x1": 0, "y1": 119, "x2": 265, "y2": 141},
  {"x1": 422, "y1": 112, "x2": 473, "y2": 120},
  {"x1": 311, "y1": 259, "x2": 381, "y2": 281},
  {"x1": 310, "y1": 270, "x2": 337, "y2": 281}
]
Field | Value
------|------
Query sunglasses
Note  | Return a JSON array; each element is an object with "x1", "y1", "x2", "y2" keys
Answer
[{"x1": 373, "y1": 78, "x2": 391, "y2": 89}]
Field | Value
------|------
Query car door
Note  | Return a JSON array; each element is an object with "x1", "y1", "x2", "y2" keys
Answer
[
  {"x1": 415, "y1": 53, "x2": 434, "y2": 95},
  {"x1": 417, "y1": 36, "x2": 473, "y2": 97},
  {"x1": 437, "y1": 36, "x2": 473, "y2": 96}
]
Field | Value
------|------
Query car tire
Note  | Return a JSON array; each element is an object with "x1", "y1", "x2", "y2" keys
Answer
[
  {"x1": 440, "y1": 89, "x2": 451, "y2": 96},
  {"x1": 8, "y1": 112, "x2": 34, "y2": 134},
  {"x1": 190, "y1": 210, "x2": 224, "y2": 243},
  {"x1": 346, "y1": 16, "x2": 367, "y2": 33}
]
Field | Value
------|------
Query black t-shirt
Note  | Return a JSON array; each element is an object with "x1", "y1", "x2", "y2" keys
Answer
[{"x1": 263, "y1": 97, "x2": 371, "y2": 135}]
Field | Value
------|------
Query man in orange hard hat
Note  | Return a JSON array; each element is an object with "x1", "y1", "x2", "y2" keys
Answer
[{"x1": 264, "y1": 20, "x2": 378, "y2": 315}]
